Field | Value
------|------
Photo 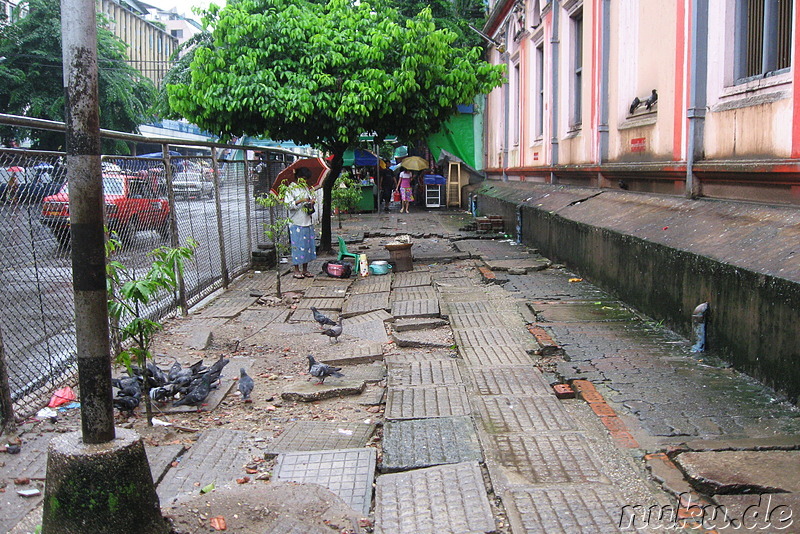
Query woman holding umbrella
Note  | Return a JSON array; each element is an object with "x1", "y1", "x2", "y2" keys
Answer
[{"x1": 284, "y1": 167, "x2": 317, "y2": 278}]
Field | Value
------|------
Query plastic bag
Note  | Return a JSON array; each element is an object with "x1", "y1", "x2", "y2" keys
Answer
[{"x1": 48, "y1": 386, "x2": 77, "y2": 408}]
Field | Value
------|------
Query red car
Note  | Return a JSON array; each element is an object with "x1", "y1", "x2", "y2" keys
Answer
[{"x1": 40, "y1": 172, "x2": 171, "y2": 247}]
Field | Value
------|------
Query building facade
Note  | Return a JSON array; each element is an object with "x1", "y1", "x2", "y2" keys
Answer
[
  {"x1": 99, "y1": 0, "x2": 178, "y2": 86},
  {"x1": 483, "y1": 0, "x2": 799, "y2": 205}
]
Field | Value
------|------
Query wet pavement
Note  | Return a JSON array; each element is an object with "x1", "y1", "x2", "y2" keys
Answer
[{"x1": 3, "y1": 205, "x2": 799, "y2": 533}]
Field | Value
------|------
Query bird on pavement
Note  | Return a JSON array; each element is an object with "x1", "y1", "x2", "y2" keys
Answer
[
  {"x1": 310, "y1": 306, "x2": 337, "y2": 327},
  {"x1": 168, "y1": 360, "x2": 182, "y2": 382},
  {"x1": 173, "y1": 373, "x2": 212, "y2": 409},
  {"x1": 113, "y1": 390, "x2": 141, "y2": 413},
  {"x1": 238, "y1": 368, "x2": 254, "y2": 402},
  {"x1": 321, "y1": 322, "x2": 343, "y2": 343},
  {"x1": 307, "y1": 354, "x2": 344, "y2": 384}
]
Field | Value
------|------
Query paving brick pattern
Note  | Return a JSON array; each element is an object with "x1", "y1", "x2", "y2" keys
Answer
[
  {"x1": 296, "y1": 297, "x2": 346, "y2": 311},
  {"x1": 532, "y1": 300, "x2": 639, "y2": 322},
  {"x1": 449, "y1": 312, "x2": 519, "y2": 329},
  {"x1": 504, "y1": 486, "x2": 628, "y2": 534},
  {"x1": 392, "y1": 271, "x2": 432, "y2": 288},
  {"x1": 157, "y1": 429, "x2": 263, "y2": 502},
  {"x1": 385, "y1": 385, "x2": 472, "y2": 419},
  {"x1": 375, "y1": 462, "x2": 495, "y2": 534},
  {"x1": 485, "y1": 433, "x2": 609, "y2": 486},
  {"x1": 468, "y1": 366, "x2": 553, "y2": 396},
  {"x1": 473, "y1": 395, "x2": 578, "y2": 433},
  {"x1": 459, "y1": 346, "x2": 534, "y2": 366},
  {"x1": 390, "y1": 286, "x2": 437, "y2": 301},
  {"x1": 453, "y1": 328, "x2": 536, "y2": 350},
  {"x1": 274, "y1": 447, "x2": 376, "y2": 515},
  {"x1": 341, "y1": 292, "x2": 390, "y2": 318},
  {"x1": 387, "y1": 360, "x2": 463, "y2": 387},
  {"x1": 442, "y1": 300, "x2": 502, "y2": 316},
  {"x1": 391, "y1": 298, "x2": 440, "y2": 318},
  {"x1": 291, "y1": 308, "x2": 340, "y2": 323},
  {"x1": 344, "y1": 317, "x2": 389, "y2": 343},
  {"x1": 342, "y1": 309, "x2": 393, "y2": 325},
  {"x1": 199, "y1": 296, "x2": 259, "y2": 318},
  {"x1": 453, "y1": 239, "x2": 534, "y2": 259},
  {"x1": 264, "y1": 421, "x2": 377, "y2": 457},
  {"x1": 350, "y1": 277, "x2": 392, "y2": 294},
  {"x1": 304, "y1": 285, "x2": 349, "y2": 299},
  {"x1": 381, "y1": 417, "x2": 483, "y2": 471}
]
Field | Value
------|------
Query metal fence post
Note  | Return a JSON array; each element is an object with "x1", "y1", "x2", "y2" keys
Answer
[
  {"x1": 0, "y1": 328, "x2": 16, "y2": 433},
  {"x1": 162, "y1": 144, "x2": 187, "y2": 315},
  {"x1": 244, "y1": 158, "x2": 253, "y2": 263},
  {"x1": 212, "y1": 149, "x2": 229, "y2": 288}
]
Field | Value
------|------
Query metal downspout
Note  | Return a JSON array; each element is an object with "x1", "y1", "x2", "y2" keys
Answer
[
  {"x1": 687, "y1": 0, "x2": 708, "y2": 198},
  {"x1": 550, "y1": 2, "x2": 560, "y2": 172},
  {"x1": 598, "y1": 0, "x2": 610, "y2": 165},
  {"x1": 502, "y1": 50, "x2": 510, "y2": 181}
]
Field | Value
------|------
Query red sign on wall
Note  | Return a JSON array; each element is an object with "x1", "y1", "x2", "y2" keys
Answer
[
  {"x1": 631, "y1": 137, "x2": 647, "y2": 152},
  {"x1": 533, "y1": 152, "x2": 539, "y2": 161}
]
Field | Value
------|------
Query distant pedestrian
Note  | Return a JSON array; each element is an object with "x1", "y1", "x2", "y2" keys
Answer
[
  {"x1": 397, "y1": 169, "x2": 413, "y2": 213},
  {"x1": 379, "y1": 167, "x2": 396, "y2": 211}
]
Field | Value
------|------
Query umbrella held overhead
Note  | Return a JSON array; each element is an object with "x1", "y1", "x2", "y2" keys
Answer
[
  {"x1": 271, "y1": 157, "x2": 331, "y2": 195},
  {"x1": 399, "y1": 156, "x2": 429, "y2": 171}
]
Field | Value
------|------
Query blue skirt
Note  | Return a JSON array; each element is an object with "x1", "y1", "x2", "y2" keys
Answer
[{"x1": 290, "y1": 224, "x2": 317, "y2": 265}]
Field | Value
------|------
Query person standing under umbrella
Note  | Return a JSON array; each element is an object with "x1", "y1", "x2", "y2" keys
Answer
[{"x1": 285, "y1": 167, "x2": 317, "y2": 278}]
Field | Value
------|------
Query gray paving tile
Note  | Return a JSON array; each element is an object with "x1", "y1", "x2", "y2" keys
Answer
[
  {"x1": 449, "y1": 312, "x2": 520, "y2": 329},
  {"x1": 385, "y1": 385, "x2": 471, "y2": 420},
  {"x1": 375, "y1": 462, "x2": 494, "y2": 534},
  {"x1": 468, "y1": 366, "x2": 553, "y2": 396},
  {"x1": 297, "y1": 297, "x2": 346, "y2": 311},
  {"x1": 460, "y1": 346, "x2": 534, "y2": 366},
  {"x1": 0, "y1": 433, "x2": 51, "y2": 480},
  {"x1": 391, "y1": 286, "x2": 437, "y2": 301},
  {"x1": 304, "y1": 285, "x2": 349, "y2": 299},
  {"x1": 472, "y1": 395, "x2": 578, "y2": 433},
  {"x1": 351, "y1": 276, "x2": 392, "y2": 294},
  {"x1": 265, "y1": 421, "x2": 377, "y2": 457},
  {"x1": 484, "y1": 433, "x2": 609, "y2": 487},
  {"x1": 392, "y1": 271, "x2": 432, "y2": 288},
  {"x1": 384, "y1": 351, "x2": 457, "y2": 364},
  {"x1": 323, "y1": 342, "x2": 384, "y2": 365},
  {"x1": 433, "y1": 276, "x2": 477, "y2": 289},
  {"x1": 391, "y1": 298, "x2": 440, "y2": 318},
  {"x1": 505, "y1": 486, "x2": 628, "y2": 534},
  {"x1": 146, "y1": 443, "x2": 184, "y2": 485},
  {"x1": 341, "y1": 292, "x2": 390, "y2": 318},
  {"x1": 453, "y1": 328, "x2": 536, "y2": 350},
  {"x1": 342, "y1": 309, "x2": 393, "y2": 324},
  {"x1": 387, "y1": 360, "x2": 463, "y2": 387},
  {"x1": 442, "y1": 300, "x2": 498, "y2": 316},
  {"x1": 157, "y1": 429, "x2": 264, "y2": 503},
  {"x1": 264, "y1": 517, "x2": 331, "y2": 534},
  {"x1": 199, "y1": 296, "x2": 259, "y2": 318},
  {"x1": 291, "y1": 308, "x2": 340, "y2": 323},
  {"x1": 453, "y1": 239, "x2": 533, "y2": 259},
  {"x1": 275, "y1": 447, "x2": 376, "y2": 515},
  {"x1": 381, "y1": 417, "x2": 483, "y2": 472},
  {"x1": 345, "y1": 317, "x2": 389, "y2": 343}
]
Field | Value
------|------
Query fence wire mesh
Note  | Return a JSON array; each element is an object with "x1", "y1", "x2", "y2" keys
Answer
[{"x1": 0, "y1": 142, "x2": 293, "y2": 421}]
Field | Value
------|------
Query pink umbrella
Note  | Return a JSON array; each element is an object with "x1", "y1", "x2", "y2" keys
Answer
[{"x1": 7, "y1": 166, "x2": 24, "y2": 173}]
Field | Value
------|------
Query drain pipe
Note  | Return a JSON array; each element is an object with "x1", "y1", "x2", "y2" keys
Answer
[
  {"x1": 691, "y1": 302, "x2": 709, "y2": 352},
  {"x1": 515, "y1": 204, "x2": 523, "y2": 244}
]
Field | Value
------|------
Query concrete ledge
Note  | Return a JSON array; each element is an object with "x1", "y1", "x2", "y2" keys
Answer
[{"x1": 477, "y1": 182, "x2": 800, "y2": 402}]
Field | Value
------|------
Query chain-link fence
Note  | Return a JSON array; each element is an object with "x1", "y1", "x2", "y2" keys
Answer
[{"x1": 0, "y1": 122, "x2": 299, "y2": 422}]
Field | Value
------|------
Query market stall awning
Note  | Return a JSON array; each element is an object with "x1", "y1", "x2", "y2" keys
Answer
[{"x1": 343, "y1": 149, "x2": 381, "y2": 167}]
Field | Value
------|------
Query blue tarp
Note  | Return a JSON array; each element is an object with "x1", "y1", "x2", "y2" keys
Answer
[{"x1": 424, "y1": 174, "x2": 446, "y2": 185}]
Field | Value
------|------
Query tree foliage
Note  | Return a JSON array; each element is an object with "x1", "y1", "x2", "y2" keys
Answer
[
  {"x1": 168, "y1": 0, "x2": 504, "y2": 249},
  {"x1": 0, "y1": 0, "x2": 156, "y2": 151},
  {"x1": 389, "y1": 0, "x2": 489, "y2": 50}
]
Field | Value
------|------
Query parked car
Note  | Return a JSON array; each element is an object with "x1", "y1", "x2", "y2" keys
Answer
[
  {"x1": 40, "y1": 173, "x2": 170, "y2": 247},
  {"x1": 172, "y1": 160, "x2": 214, "y2": 200}
]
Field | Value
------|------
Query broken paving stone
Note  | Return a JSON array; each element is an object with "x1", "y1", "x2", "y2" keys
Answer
[
  {"x1": 674, "y1": 450, "x2": 800, "y2": 495},
  {"x1": 281, "y1": 380, "x2": 366, "y2": 402},
  {"x1": 392, "y1": 327, "x2": 453, "y2": 349},
  {"x1": 392, "y1": 317, "x2": 449, "y2": 332}
]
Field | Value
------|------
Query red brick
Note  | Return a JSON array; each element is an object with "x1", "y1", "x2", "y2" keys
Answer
[
  {"x1": 527, "y1": 325, "x2": 559, "y2": 347},
  {"x1": 589, "y1": 401, "x2": 617, "y2": 417},
  {"x1": 478, "y1": 266, "x2": 496, "y2": 280},
  {"x1": 578, "y1": 389, "x2": 606, "y2": 403},
  {"x1": 600, "y1": 415, "x2": 628, "y2": 433},
  {"x1": 611, "y1": 431, "x2": 640, "y2": 448},
  {"x1": 571, "y1": 379, "x2": 597, "y2": 395},
  {"x1": 552, "y1": 383, "x2": 575, "y2": 399}
]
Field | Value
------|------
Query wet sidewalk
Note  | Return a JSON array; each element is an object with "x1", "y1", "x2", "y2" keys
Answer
[{"x1": 3, "y1": 206, "x2": 799, "y2": 533}]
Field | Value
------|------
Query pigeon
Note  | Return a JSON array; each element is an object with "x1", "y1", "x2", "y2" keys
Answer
[
  {"x1": 629, "y1": 96, "x2": 640, "y2": 115},
  {"x1": 146, "y1": 361, "x2": 167, "y2": 387},
  {"x1": 307, "y1": 354, "x2": 344, "y2": 384},
  {"x1": 644, "y1": 89, "x2": 658, "y2": 110},
  {"x1": 113, "y1": 390, "x2": 141, "y2": 413},
  {"x1": 321, "y1": 322, "x2": 343, "y2": 343},
  {"x1": 238, "y1": 368, "x2": 254, "y2": 402},
  {"x1": 310, "y1": 306, "x2": 337, "y2": 327},
  {"x1": 173, "y1": 373, "x2": 212, "y2": 409},
  {"x1": 618, "y1": 180, "x2": 629, "y2": 190},
  {"x1": 150, "y1": 383, "x2": 179, "y2": 402},
  {"x1": 168, "y1": 360, "x2": 182, "y2": 382}
]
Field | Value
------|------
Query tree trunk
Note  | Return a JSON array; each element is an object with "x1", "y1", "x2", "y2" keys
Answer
[{"x1": 320, "y1": 151, "x2": 344, "y2": 252}]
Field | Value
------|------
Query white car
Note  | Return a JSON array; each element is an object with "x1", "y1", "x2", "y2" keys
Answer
[{"x1": 172, "y1": 161, "x2": 214, "y2": 200}]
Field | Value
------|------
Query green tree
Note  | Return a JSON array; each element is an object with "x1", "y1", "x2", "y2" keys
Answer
[
  {"x1": 167, "y1": 0, "x2": 504, "y2": 251},
  {"x1": 0, "y1": 0, "x2": 156, "y2": 151},
  {"x1": 390, "y1": 0, "x2": 489, "y2": 50},
  {"x1": 152, "y1": 31, "x2": 213, "y2": 121},
  {"x1": 331, "y1": 172, "x2": 361, "y2": 229}
]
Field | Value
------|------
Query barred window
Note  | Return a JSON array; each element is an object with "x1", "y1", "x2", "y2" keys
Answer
[{"x1": 735, "y1": 0, "x2": 793, "y2": 81}]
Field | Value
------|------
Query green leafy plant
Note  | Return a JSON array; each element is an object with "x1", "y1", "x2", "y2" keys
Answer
[
  {"x1": 331, "y1": 172, "x2": 362, "y2": 229},
  {"x1": 106, "y1": 238, "x2": 197, "y2": 425},
  {"x1": 255, "y1": 178, "x2": 313, "y2": 298}
]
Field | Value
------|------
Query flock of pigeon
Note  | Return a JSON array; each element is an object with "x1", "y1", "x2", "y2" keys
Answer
[
  {"x1": 112, "y1": 355, "x2": 254, "y2": 413},
  {"x1": 112, "y1": 305, "x2": 346, "y2": 414}
]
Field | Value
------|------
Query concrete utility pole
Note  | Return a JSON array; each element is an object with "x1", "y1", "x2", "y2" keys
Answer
[{"x1": 43, "y1": 1, "x2": 168, "y2": 532}]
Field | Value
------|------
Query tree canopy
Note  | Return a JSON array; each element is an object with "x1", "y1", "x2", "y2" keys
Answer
[
  {"x1": 168, "y1": 0, "x2": 504, "y2": 249},
  {"x1": 0, "y1": 0, "x2": 156, "y2": 151}
]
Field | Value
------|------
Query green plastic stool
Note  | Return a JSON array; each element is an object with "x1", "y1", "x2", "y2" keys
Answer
[{"x1": 337, "y1": 236, "x2": 360, "y2": 272}]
